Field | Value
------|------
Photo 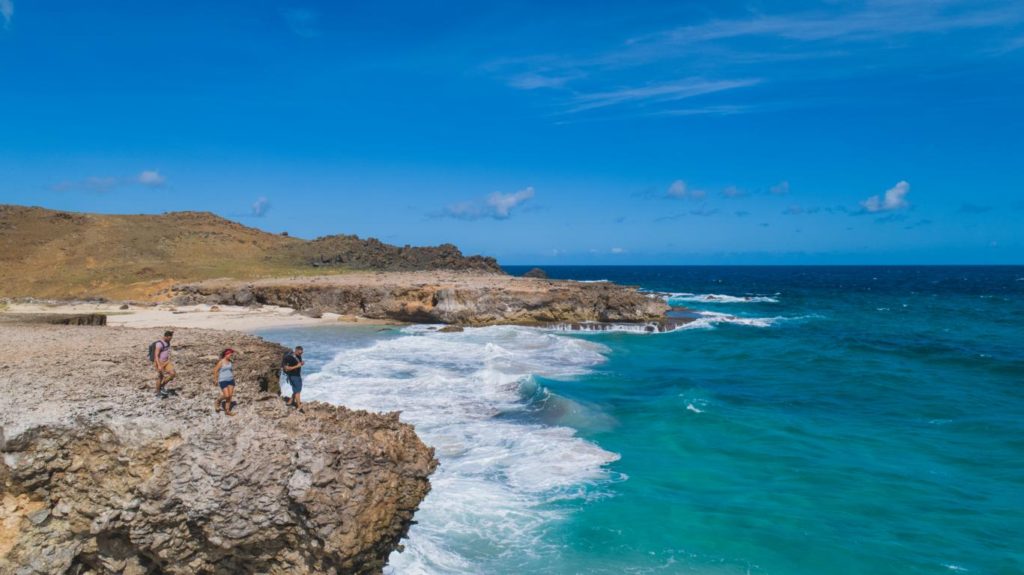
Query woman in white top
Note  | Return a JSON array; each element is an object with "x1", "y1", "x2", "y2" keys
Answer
[{"x1": 213, "y1": 348, "x2": 237, "y2": 416}]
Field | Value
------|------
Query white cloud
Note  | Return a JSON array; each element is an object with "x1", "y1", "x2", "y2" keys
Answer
[
  {"x1": 667, "y1": 180, "x2": 706, "y2": 200},
  {"x1": 610, "y1": 247, "x2": 626, "y2": 254},
  {"x1": 445, "y1": 186, "x2": 535, "y2": 220},
  {"x1": 252, "y1": 197, "x2": 271, "y2": 217},
  {"x1": 770, "y1": 181, "x2": 790, "y2": 195},
  {"x1": 0, "y1": 0, "x2": 11, "y2": 28},
  {"x1": 1, "y1": 0, "x2": 12, "y2": 28},
  {"x1": 860, "y1": 181, "x2": 910, "y2": 213},
  {"x1": 487, "y1": 186, "x2": 535, "y2": 218},
  {"x1": 138, "y1": 170, "x2": 166, "y2": 187},
  {"x1": 722, "y1": 186, "x2": 744, "y2": 198}
]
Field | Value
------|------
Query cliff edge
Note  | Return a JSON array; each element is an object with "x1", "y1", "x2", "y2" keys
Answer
[
  {"x1": 175, "y1": 271, "x2": 670, "y2": 326},
  {"x1": 0, "y1": 323, "x2": 437, "y2": 574}
]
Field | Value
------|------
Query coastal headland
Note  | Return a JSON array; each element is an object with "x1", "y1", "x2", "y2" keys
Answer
[
  {"x1": 0, "y1": 319, "x2": 438, "y2": 574},
  {"x1": 0, "y1": 204, "x2": 675, "y2": 329}
]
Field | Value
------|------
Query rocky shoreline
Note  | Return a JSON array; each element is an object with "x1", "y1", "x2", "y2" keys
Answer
[
  {"x1": 174, "y1": 271, "x2": 671, "y2": 327},
  {"x1": 0, "y1": 321, "x2": 437, "y2": 574}
]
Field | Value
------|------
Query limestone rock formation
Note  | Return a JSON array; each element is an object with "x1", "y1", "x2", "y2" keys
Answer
[
  {"x1": 175, "y1": 272, "x2": 669, "y2": 326},
  {"x1": 0, "y1": 325, "x2": 437, "y2": 575}
]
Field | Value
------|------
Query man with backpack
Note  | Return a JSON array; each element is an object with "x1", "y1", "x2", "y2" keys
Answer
[
  {"x1": 150, "y1": 330, "x2": 176, "y2": 398},
  {"x1": 282, "y1": 345, "x2": 304, "y2": 409}
]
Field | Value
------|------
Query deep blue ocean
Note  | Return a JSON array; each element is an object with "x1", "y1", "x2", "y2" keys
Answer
[{"x1": 258, "y1": 266, "x2": 1024, "y2": 575}]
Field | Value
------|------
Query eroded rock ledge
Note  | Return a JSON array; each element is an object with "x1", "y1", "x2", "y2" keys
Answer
[
  {"x1": 0, "y1": 324, "x2": 437, "y2": 575},
  {"x1": 174, "y1": 272, "x2": 670, "y2": 326}
]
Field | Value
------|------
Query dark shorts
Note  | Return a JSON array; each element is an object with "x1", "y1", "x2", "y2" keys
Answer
[
  {"x1": 287, "y1": 374, "x2": 303, "y2": 394},
  {"x1": 219, "y1": 379, "x2": 235, "y2": 390}
]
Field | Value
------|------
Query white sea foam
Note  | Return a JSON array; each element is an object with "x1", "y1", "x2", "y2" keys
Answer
[
  {"x1": 302, "y1": 325, "x2": 620, "y2": 574},
  {"x1": 675, "y1": 310, "x2": 785, "y2": 330},
  {"x1": 547, "y1": 322, "x2": 663, "y2": 334},
  {"x1": 647, "y1": 291, "x2": 779, "y2": 304}
]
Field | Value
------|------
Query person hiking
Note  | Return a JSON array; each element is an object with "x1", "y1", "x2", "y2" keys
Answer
[
  {"x1": 213, "y1": 348, "x2": 237, "y2": 416},
  {"x1": 151, "y1": 330, "x2": 175, "y2": 398},
  {"x1": 282, "y1": 346, "x2": 304, "y2": 409}
]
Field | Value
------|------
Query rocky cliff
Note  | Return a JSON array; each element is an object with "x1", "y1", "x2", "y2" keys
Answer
[
  {"x1": 174, "y1": 272, "x2": 670, "y2": 326},
  {"x1": 0, "y1": 324, "x2": 437, "y2": 575}
]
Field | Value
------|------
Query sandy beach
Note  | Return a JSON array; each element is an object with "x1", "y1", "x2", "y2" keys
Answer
[{"x1": 2, "y1": 301, "x2": 400, "y2": 331}]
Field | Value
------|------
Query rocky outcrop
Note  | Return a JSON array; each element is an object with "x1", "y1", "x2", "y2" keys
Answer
[
  {"x1": 521, "y1": 267, "x2": 548, "y2": 279},
  {"x1": 292, "y1": 235, "x2": 503, "y2": 274},
  {"x1": 174, "y1": 273, "x2": 670, "y2": 326},
  {"x1": 0, "y1": 324, "x2": 437, "y2": 575},
  {"x1": 0, "y1": 312, "x2": 107, "y2": 326}
]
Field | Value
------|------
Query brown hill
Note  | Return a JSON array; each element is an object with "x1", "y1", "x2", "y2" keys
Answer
[{"x1": 0, "y1": 205, "x2": 502, "y2": 300}]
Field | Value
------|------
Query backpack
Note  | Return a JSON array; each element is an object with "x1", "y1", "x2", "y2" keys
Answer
[
  {"x1": 281, "y1": 352, "x2": 293, "y2": 373},
  {"x1": 148, "y1": 340, "x2": 166, "y2": 362}
]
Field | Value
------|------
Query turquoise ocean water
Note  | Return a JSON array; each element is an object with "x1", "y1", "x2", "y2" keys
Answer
[{"x1": 257, "y1": 266, "x2": 1024, "y2": 575}]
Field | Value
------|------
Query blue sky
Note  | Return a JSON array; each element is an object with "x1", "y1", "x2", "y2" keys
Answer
[{"x1": 1, "y1": 0, "x2": 1022, "y2": 264}]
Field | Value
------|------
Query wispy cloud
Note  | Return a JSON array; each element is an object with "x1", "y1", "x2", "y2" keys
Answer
[
  {"x1": 567, "y1": 78, "x2": 759, "y2": 113},
  {"x1": 488, "y1": 1, "x2": 1024, "y2": 118},
  {"x1": 507, "y1": 71, "x2": 584, "y2": 90},
  {"x1": 282, "y1": 8, "x2": 320, "y2": 38},
  {"x1": 721, "y1": 186, "x2": 745, "y2": 198},
  {"x1": 1, "y1": 0, "x2": 12, "y2": 29},
  {"x1": 860, "y1": 181, "x2": 910, "y2": 213},
  {"x1": 444, "y1": 186, "x2": 536, "y2": 220},
  {"x1": 629, "y1": 1, "x2": 1024, "y2": 48},
  {"x1": 251, "y1": 197, "x2": 271, "y2": 217},
  {"x1": 85, "y1": 177, "x2": 118, "y2": 193},
  {"x1": 51, "y1": 169, "x2": 170, "y2": 193},
  {"x1": 770, "y1": 181, "x2": 790, "y2": 195}
]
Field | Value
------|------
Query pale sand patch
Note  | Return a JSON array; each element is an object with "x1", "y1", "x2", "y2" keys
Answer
[{"x1": 2, "y1": 302, "x2": 401, "y2": 331}]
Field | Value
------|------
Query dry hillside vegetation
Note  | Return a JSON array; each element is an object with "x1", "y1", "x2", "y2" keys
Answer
[{"x1": 0, "y1": 205, "x2": 501, "y2": 300}]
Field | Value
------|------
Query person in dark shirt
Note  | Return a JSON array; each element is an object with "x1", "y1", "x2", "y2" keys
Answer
[{"x1": 282, "y1": 346, "x2": 304, "y2": 409}]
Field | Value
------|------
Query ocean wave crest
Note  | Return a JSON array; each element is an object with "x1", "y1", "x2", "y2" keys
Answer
[{"x1": 303, "y1": 325, "x2": 619, "y2": 574}]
